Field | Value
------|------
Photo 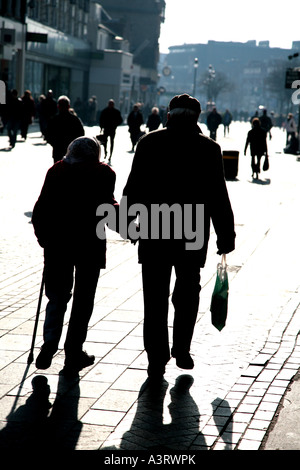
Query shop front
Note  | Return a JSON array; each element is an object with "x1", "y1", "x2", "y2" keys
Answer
[{"x1": 25, "y1": 20, "x2": 91, "y2": 103}]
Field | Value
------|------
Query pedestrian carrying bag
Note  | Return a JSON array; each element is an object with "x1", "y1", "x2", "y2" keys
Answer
[
  {"x1": 263, "y1": 154, "x2": 269, "y2": 171},
  {"x1": 96, "y1": 132, "x2": 107, "y2": 145},
  {"x1": 210, "y1": 254, "x2": 229, "y2": 331}
]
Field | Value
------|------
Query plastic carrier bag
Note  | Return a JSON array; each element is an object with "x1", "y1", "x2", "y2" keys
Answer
[{"x1": 210, "y1": 254, "x2": 229, "y2": 331}]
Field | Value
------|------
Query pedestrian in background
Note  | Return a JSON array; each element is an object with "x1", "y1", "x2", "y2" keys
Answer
[
  {"x1": 244, "y1": 117, "x2": 268, "y2": 179},
  {"x1": 37, "y1": 94, "x2": 47, "y2": 138},
  {"x1": 206, "y1": 107, "x2": 222, "y2": 140},
  {"x1": 99, "y1": 99, "x2": 123, "y2": 164},
  {"x1": 250, "y1": 110, "x2": 259, "y2": 125},
  {"x1": 32, "y1": 136, "x2": 119, "y2": 376},
  {"x1": 6, "y1": 89, "x2": 23, "y2": 149},
  {"x1": 285, "y1": 113, "x2": 297, "y2": 145},
  {"x1": 73, "y1": 97, "x2": 84, "y2": 121},
  {"x1": 20, "y1": 90, "x2": 36, "y2": 140},
  {"x1": 222, "y1": 109, "x2": 232, "y2": 136},
  {"x1": 127, "y1": 104, "x2": 144, "y2": 151},
  {"x1": 46, "y1": 95, "x2": 84, "y2": 162},
  {"x1": 122, "y1": 93, "x2": 235, "y2": 380},
  {"x1": 87, "y1": 95, "x2": 97, "y2": 126},
  {"x1": 146, "y1": 106, "x2": 162, "y2": 132},
  {"x1": 41, "y1": 90, "x2": 57, "y2": 137},
  {"x1": 260, "y1": 108, "x2": 273, "y2": 140}
]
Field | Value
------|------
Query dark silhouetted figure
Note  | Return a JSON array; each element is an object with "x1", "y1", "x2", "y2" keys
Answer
[
  {"x1": 127, "y1": 104, "x2": 144, "y2": 151},
  {"x1": 73, "y1": 97, "x2": 84, "y2": 120},
  {"x1": 40, "y1": 90, "x2": 57, "y2": 134},
  {"x1": 32, "y1": 137, "x2": 119, "y2": 376},
  {"x1": 285, "y1": 112, "x2": 297, "y2": 144},
  {"x1": 244, "y1": 117, "x2": 268, "y2": 179},
  {"x1": 87, "y1": 95, "x2": 97, "y2": 125},
  {"x1": 20, "y1": 90, "x2": 36, "y2": 140},
  {"x1": 206, "y1": 107, "x2": 222, "y2": 140},
  {"x1": 46, "y1": 95, "x2": 85, "y2": 162},
  {"x1": 223, "y1": 109, "x2": 232, "y2": 136},
  {"x1": 99, "y1": 99, "x2": 123, "y2": 164},
  {"x1": 250, "y1": 110, "x2": 259, "y2": 125},
  {"x1": 260, "y1": 108, "x2": 273, "y2": 140},
  {"x1": 37, "y1": 94, "x2": 47, "y2": 138},
  {"x1": 284, "y1": 133, "x2": 299, "y2": 155},
  {"x1": 122, "y1": 94, "x2": 235, "y2": 380},
  {"x1": 146, "y1": 106, "x2": 162, "y2": 132},
  {"x1": 6, "y1": 89, "x2": 24, "y2": 148}
]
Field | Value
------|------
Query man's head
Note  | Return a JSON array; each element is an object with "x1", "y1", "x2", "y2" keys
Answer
[
  {"x1": 108, "y1": 99, "x2": 115, "y2": 108},
  {"x1": 57, "y1": 95, "x2": 70, "y2": 112},
  {"x1": 168, "y1": 94, "x2": 201, "y2": 122}
]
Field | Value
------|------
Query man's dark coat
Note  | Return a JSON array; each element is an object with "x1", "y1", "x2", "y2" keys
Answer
[{"x1": 123, "y1": 120, "x2": 235, "y2": 266}]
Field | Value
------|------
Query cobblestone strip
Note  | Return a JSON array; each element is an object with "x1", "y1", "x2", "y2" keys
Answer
[
  {"x1": 0, "y1": 263, "x2": 44, "y2": 318},
  {"x1": 195, "y1": 296, "x2": 300, "y2": 450}
]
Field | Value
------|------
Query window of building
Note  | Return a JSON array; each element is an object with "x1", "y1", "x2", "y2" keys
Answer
[{"x1": 24, "y1": 60, "x2": 44, "y2": 99}]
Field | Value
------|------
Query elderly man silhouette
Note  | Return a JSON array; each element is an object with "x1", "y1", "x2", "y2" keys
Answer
[{"x1": 122, "y1": 94, "x2": 235, "y2": 380}]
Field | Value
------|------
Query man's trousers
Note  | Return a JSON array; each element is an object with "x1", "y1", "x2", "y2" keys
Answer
[{"x1": 141, "y1": 259, "x2": 201, "y2": 367}]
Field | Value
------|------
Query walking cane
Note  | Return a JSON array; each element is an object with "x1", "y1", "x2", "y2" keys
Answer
[{"x1": 27, "y1": 270, "x2": 45, "y2": 365}]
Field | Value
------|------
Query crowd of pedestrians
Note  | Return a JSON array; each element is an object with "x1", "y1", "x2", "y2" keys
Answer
[{"x1": 0, "y1": 87, "x2": 299, "y2": 164}]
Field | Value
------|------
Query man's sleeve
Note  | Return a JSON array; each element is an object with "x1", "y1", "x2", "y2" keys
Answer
[
  {"x1": 122, "y1": 138, "x2": 145, "y2": 204},
  {"x1": 76, "y1": 116, "x2": 85, "y2": 136},
  {"x1": 208, "y1": 144, "x2": 236, "y2": 255},
  {"x1": 120, "y1": 138, "x2": 147, "y2": 239}
]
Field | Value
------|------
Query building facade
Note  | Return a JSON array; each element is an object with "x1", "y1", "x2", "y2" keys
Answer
[
  {"x1": 0, "y1": 1, "x2": 27, "y2": 93},
  {"x1": 87, "y1": 1, "x2": 136, "y2": 115},
  {"x1": 99, "y1": 0, "x2": 165, "y2": 106},
  {"x1": 158, "y1": 40, "x2": 300, "y2": 118},
  {"x1": 1, "y1": 1, "x2": 165, "y2": 118}
]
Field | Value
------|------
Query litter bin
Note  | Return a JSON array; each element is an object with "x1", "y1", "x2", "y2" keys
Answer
[{"x1": 222, "y1": 150, "x2": 239, "y2": 180}]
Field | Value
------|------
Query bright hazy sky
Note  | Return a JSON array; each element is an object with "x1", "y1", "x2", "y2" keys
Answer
[{"x1": 159, "y1": 0, "x2": 300, "y2": 53}]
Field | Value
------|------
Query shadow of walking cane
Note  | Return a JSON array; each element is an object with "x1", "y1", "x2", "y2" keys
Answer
[
  {"x1": 27, "y1": 270, "x2": 45, "y2": 365},
  {"x1": 5, "y1": 270, "x2": 45, "y2": 420}
]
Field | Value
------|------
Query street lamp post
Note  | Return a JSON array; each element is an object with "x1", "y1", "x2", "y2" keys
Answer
[
  {"x1": 193, "y1": 58, "x2": 198, "y2": 96},
  {"x1": 208, "y1": 64, "x2": 215, "y2": 102}
]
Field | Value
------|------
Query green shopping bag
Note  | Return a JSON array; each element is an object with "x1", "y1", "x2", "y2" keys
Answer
[{"x1": 210, "y1": 255, "x2": 229, "y2": 331}]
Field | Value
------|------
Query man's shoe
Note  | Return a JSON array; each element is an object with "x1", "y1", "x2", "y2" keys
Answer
[
  {"x1": 79, "y1": 351, "x2": 95, "y2": 369},
  {"x1": 172, "y1": 351, "x2": 194, "y2": 370},
  {"x1": 62, "y1": 350, "x2": 95, "y2": 376},
  {"x1": 35, "y1": 347, "x2": 55, "y2": 370}
]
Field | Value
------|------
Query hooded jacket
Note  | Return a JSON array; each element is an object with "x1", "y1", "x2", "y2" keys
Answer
[{"x1": 32, "y1": 137, "x2": 118, "y2": 267}]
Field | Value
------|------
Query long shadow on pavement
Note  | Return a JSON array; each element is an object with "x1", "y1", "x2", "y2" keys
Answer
[
  {"x1": 0, "y1": 372, "x2": 82, "y2": 450},
  {"x1": 102, "y1": 374, "x2": 207, "y2": 451}
]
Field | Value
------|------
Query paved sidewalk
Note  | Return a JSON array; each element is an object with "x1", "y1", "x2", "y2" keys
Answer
[{"x1": 0, "y1": 122, "x2": 300, "y2": 452}]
